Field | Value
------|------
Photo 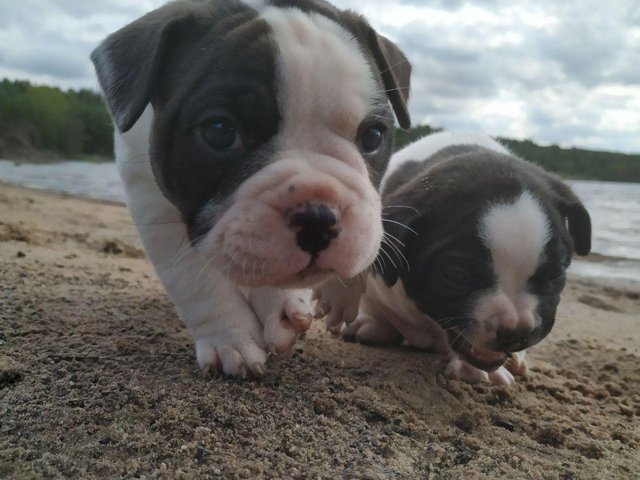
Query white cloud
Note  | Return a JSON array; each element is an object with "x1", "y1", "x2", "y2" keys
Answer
[{"x1": 0, "y1": 0, "x2": 638, "y2": 153}]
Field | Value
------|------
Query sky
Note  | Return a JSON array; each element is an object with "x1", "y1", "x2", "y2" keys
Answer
[{"x1": 0, "y1": 0, "x2": 639, "y2": 153}]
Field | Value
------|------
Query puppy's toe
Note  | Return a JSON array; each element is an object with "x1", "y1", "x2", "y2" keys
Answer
[
  {"x1": 283, "y1": 293, "x2": 314, "y2": 333},
  {"x1": 488, "y1": 366, "x2": 516, "y2": 386},
  {"x1": 444, "y1": 357, "x2": 518, "y2": 386},
  {"x1": 196, "y1": 336, "x2": 267, "y2": 378},
  {"x1": 314, "y1": 276, "x2": 364, "y2": 331},
  {"x1": 444, "y1": 357, "x2": 489, "y2": 383},
  {"x1": 504, "y1": 351, "x2": 528, "y2": 377},
  {"x1": 196, "y1": 341, "x2": 223, "y2": 375},
  {"x1": 341, "y1": 315, "x2": 402, "y2": 345}
]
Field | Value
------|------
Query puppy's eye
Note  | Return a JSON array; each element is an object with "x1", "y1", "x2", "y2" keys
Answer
[
  {"x1": 359, "y1": 124, "x2": 386, "y2": 153},
  {"x1": 443, "y1": 265, "x2": 470, "y2": 287},
  {"x1": 201, "y1": 117, "x2": 243, "y2": 151}
]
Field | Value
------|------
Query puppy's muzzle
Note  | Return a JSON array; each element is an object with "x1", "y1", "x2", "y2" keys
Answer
[
  {"x1": 494, "y1": 326, "x2": 533, "y2": 352},
  {"x1": 288, "y1": 203, "x2": 340, "y2": 257}
]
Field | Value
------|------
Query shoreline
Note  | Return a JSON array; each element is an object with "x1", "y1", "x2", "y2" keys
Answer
[
  {"x1": 1, "y1": 183, "x2": 638, "y2": 478},
  {"x1": 2, "y1": 178, "x2": 639, "y2": 288}
]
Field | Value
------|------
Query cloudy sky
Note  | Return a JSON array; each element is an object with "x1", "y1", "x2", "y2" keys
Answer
[{"x1": 1, "y1": 0, "x2": 639, "y2": 153}]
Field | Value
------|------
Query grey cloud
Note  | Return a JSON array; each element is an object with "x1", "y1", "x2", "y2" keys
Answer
[{"x1": 0, "y1": 0, "x2": 637, "y2": 152}]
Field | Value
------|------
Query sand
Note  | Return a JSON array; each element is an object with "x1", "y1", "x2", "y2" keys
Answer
[{"x1": 1, "y1": 182, "x2": 638, "y2": 479}]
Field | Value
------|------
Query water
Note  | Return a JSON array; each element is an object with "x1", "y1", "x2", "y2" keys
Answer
[
  {"x1": 568, "y1": 180, "x2": 640, "y2": 286},
  {"x1": 0, "y1": 160, "x2": 638, "y2": 284},
  {"x1": 0, "y1": 159, "x2": 124, "y2": 203}
]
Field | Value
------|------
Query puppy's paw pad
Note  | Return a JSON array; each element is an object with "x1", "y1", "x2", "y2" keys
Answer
[{"x1": 196, "y1": 336, "x2": 267, "y2": 378}]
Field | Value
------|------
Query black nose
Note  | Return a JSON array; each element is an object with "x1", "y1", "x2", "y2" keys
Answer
[
  {"x1": 495, "y1": 327, "x2": 533, "y2": 352},
  {"x1": 289, "y1": 204, "x2": 339, "y2": 257}
]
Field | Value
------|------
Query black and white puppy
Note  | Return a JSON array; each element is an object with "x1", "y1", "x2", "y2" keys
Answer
[
  {"x1": 320, "y1": 131, "x2": 591, "y2": 385},
  {"x1": 91, "y1": 0, "x2": 412, "y2": 377}
]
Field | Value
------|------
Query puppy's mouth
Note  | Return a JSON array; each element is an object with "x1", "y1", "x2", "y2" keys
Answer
[
  {"x1": 278, "y1": 260, "x2": 334, "y2": 287},
  {"x1": 449, "y1": 330, "x2": 509, "y2": 372}
]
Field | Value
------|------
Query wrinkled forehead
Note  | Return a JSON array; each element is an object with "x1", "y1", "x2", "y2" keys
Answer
[
  {"x1": 260, "y1": 7, "x2": 378, "y2": 142},
  {"x1": 157, "y1": 4, "x2": 379, "y2": 131}
]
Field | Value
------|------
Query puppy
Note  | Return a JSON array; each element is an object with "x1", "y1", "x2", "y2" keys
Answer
[
  {"x1": 318, "y1": 131, "x2": 591, "y2": 385},
  {"x1": 91, "y1": 0, "x2": 412, "y2": 376}
]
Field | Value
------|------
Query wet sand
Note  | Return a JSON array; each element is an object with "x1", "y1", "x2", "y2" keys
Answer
[{"x1": 1, "y1": 183, "x2": 638, "y2": 479}]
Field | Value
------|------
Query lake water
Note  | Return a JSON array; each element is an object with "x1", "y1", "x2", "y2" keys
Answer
[{"x1": 1, "y1": 160, "x2": 638, "y2": 285}]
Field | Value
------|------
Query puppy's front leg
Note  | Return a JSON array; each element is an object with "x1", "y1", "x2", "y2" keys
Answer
[
  {"x1": 184, "y1": 274, "x2": 267, "y2": 377},
  {"x1": 116, "y1": 114, "x2": 266, "y2": 377}
]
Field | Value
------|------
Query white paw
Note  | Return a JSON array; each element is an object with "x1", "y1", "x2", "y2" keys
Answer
[
  {"x1": 488, "y1": 367, "x2": 516, "y2": 386},
  {"x1": 249, "y1": 287, "x2": 314, "y2": 354},
  {"x1": 314, "y1": 276, "x2": 366, "y2": 333},
  {"x1": 195, "y1": 331, "x2": 267, "y2": 378},
  {"x1": 444, "y1": 356, "x2": 516, "y2": 386},
  {"x1": 340, "y1": 314, "x2": 403, "y2": 345}
]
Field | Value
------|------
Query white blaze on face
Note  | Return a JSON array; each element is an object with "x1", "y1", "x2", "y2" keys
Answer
[
  {"x1": 261, "y1": 7, "x2": 376, "y2": 158},
  {"x1": 473, "y1": 191, "x2": 551, "y2": 341}
]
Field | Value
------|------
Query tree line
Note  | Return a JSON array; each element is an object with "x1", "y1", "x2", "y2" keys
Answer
[
  {"x1": 0, "y1": 79, "x2": 112, "y2": 160},
  {"x1": 0, "y1": 79, "x2": 638, "y2": 182}
]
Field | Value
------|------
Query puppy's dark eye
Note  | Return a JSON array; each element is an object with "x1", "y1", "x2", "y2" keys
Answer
[
  {"x1": 201, "y1": 117, "x2": 243, "y2": 151},
  {"x1": 359, "y1": 124, "x2": 386, "y2": 153},
  {"x1": 443, "y1": 265, "x2": 470, "y2": 287}
]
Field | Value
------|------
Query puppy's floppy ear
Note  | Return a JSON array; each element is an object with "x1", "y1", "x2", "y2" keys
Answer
[
  {"x1": 341, "y1": 13, "x2": 412, "y2": 130},
  {"x1": 563, "y1": 201, "x2": 591, "y2": 256},
  {"x1": 90, "y1": 2, "x2": 197, "y2": 132},
  {"x1": 368, "y1": 31, "x2": 412, "y2": 130},
  {"x1": 546, "y1": 175, "x2": 592, "y2": 256}
]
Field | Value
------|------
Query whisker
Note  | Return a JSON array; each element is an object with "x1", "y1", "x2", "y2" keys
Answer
[
  {"x1": 379, "y1": 244, "x2": 398, "y2": 270},
  {"x1": 368, "y1": 112, "x2": 395, "y2": 121},
  {"x1": 376, "y1": 250, "x2": 387, "y2": 270},
  {"x1": 382, "y1": 218, "x2": 419, "y2": 236},
  {"x1": 383, "y1": 231, "x2": 406, "y2": 248},
  {"x1": 171, "y1": 236, "x2": 203, "y2": 271},
  {"x1": 241, "y1": 256, "x2": 248, "y2": 282},
  {"x1": 227, "y1": 251, "x2": 238, "y2": 279},
  {"x1": 382, "y1": 236, "x2": 409, "y2": 272},
  {"x1": 378, "y1": 58, "x2": 412, "y2": 76},
  {"x1": 195, "y1": 251, "x2": 222, "y2": 283},
  {"x1": 383, "y1": 205, "x2": 421, "y2": 216},
  {"x1": 383, "y1": 85, "x2": 411, "y2": 95},
  {"x1": 383, "y1": 233, "x2": 409, "y2": 263},
  {"x1": 170, "y1": 235, "x2": 188, "y2": 269}
]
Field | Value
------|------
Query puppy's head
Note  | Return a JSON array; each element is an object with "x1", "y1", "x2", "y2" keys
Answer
[
  {"x1": 381, "y1": 146, "x2": 591, "y2": 371},
  {"x1": 91, "y1": 0, "x2": 412, "y2": 288}
]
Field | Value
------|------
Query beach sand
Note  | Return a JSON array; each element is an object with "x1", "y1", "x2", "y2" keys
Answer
[{"x1": 1, "y1": 183, "x2": 638, "y2": 479}]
